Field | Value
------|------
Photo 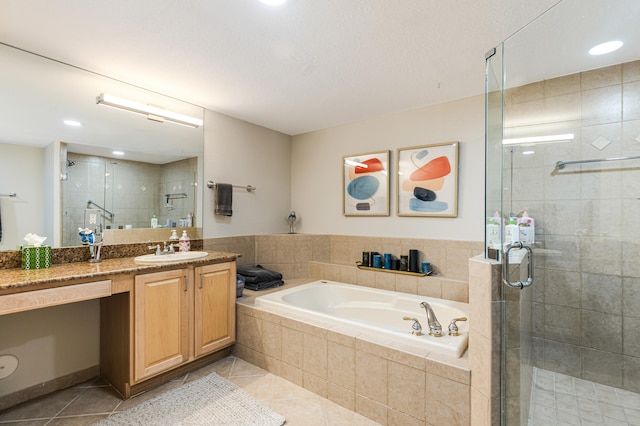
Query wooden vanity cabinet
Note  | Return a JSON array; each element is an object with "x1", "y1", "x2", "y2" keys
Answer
[
  {"x1": 101, "y1": 260, "x2": 236, "y2": 398},
  {"x1": 194, "y1": 262, "x2": 236, "y2": 357},
  {"x1": 133, "y1": 268, "x2": 190, "y2": 382}
]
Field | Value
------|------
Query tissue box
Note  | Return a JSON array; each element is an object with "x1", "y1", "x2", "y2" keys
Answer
[{"x1": 21, "y1": 245, "x2": 52, "y2": 270}]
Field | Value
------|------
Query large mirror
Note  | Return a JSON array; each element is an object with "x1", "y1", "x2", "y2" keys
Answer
[{"x1": 0, "y1": 43, "x2": 204, "y2": 249}]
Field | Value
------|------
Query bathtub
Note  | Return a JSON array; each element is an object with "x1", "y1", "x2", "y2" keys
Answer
[{"x1": 254, "y1": 280, "x2": 469, "y2": 358}]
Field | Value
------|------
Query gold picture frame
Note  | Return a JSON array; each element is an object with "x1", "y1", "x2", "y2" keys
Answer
[{"x1": 397, "y1": 141, "x2": 458, "y2": 217}]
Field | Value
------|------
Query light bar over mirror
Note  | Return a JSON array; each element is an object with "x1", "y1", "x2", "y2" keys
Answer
[{"x1": 96, "y1": 93, "x2": 204, "y2": 128}]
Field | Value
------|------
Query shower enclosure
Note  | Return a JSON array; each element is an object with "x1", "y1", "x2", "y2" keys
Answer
[{"x1": 486, "y1": 0, "x2": 640, "y2": 424}]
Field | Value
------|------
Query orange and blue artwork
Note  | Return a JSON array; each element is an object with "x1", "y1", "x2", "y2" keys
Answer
[
  {"x1": 343, "y1": 150, "x2": 390, "y2": 216},
  {"x1": 397, "y1": 142, "x2": 458, "y2": 217}
]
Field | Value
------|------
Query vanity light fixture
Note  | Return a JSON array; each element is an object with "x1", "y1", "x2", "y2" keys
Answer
[
  {"x1": 503, "y1": 133, "x2": 574, "y2": 145},
  {"x1": 96, "y1": 93, "x2": 203, "y2": 128},
  {"x1": 589, "y1": 40, "x2": 623, "y2": 56}
]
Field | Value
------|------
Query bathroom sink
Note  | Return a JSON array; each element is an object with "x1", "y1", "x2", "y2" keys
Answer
[{"x1": 134, "y1": 251, "x2": 209, "y2": 264}]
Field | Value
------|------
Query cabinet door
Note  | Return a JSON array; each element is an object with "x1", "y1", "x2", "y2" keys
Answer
[
  {"x1": 134, "y1": 269, "x2": 189, "y2": 382},
  {"x1": 194, "y1": 262, "x2": 236, "y2": 357}
]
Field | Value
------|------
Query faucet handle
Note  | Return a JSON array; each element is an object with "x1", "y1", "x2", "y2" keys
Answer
[
  {"x1": 448, "y1": 317, "x2": 468, "y2": 336},
  {"x1": 403, "y1": 316, "x2": 423, "y2": 336}
]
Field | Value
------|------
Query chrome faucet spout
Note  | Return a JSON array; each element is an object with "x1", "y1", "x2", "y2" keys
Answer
[{"x1": 420, "y1": 301, "x2": 443, "y2": 337}]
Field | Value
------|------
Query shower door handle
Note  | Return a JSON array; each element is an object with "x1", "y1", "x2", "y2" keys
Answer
[{"x1": 502, "y1": 242, "x2": 533, "y2": 289}]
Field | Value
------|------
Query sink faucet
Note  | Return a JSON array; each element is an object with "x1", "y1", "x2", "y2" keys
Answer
[
  {"x1": 420, "y1": 301, "x2": 443, "y2": 337},
  {"x1": 148, "y1": 244, "x2": 161, "y2": 255}
]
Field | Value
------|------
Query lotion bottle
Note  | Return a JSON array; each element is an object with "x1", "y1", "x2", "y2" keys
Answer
[
  {"x1": 151, "y1": 215, "x2": 158, "y2": 228},
  {"x1": 179, "y1": 230, "x2": 191, "y2": 252}
]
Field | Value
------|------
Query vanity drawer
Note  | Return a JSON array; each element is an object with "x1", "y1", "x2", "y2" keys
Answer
[{"x1": 0, "y1": 280, "x2": 112, "y2": 315}]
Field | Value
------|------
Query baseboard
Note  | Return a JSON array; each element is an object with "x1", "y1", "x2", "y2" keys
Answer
[{"x1": 0, "y1": 365, "x2": 100, "y2": 412}]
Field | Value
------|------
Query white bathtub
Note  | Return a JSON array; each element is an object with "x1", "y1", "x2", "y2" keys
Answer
[{"x1": 254, "y1": 280, "x2": 469, "y2": 358}]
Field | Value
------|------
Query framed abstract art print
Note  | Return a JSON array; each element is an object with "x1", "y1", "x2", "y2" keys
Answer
[
  {"x1": 343, "y1": 150, "x2": 390, "y2": 216},
  {"x1": 397, "y1": 141, "x2": 458, "y2": 217}
]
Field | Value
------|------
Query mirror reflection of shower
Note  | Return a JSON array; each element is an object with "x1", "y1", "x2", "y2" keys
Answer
[{"x1": 61, "y1": 152, "x2": 198, "y2": 246}]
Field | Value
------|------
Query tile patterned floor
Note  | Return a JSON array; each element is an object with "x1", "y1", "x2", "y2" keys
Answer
[
  {"x1": 0, "y1": 356, "x2": 380, "y2": 425},
  {"x1": 529, "y1": 367, "x2": 640, "y2": 426}
]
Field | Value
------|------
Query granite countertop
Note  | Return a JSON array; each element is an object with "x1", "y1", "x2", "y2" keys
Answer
[{"x1": 0, "y1": 250, "x2": 238, "y2": 295}]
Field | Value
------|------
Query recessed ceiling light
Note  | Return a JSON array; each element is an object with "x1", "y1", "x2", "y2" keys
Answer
[
  {"x1": 112, "y1": 151, "x2": 125, "y2": 156},
  {"x1": 522, "y1": 150, "x2": 535, "y2": 155},
  {"x1": 589, "y1": 40, "x2": 623, "y2": 55},
  {"x1": 258, "y1": 0, "x2": 287, "y2": 6},
  {"x1": 64, "y1": 120, "x2": 82, "y2": 127}
]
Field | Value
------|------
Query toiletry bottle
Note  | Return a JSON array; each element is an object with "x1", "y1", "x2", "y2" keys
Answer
[
  {"x1": 186, "y1": 212, "x2": 193, "y2": 227},
  {"x1": 518, "y1": 210, "x2": 535, "y2": 245},
  {"x1": 179, "y1": 230, "x2": 191, "y2": 252},
  {"x1": 151, "y1": 215, "x2": 158, "y2": 228},
  {"x1": 486, "y1": 210, "x2": 501, "y2": 250},
  {"x1": 169, "y1": 229, "x2": 179, "y2": 241},
  {"x1": 504, "y1": 217, "x2": 520, "y2": 246}
]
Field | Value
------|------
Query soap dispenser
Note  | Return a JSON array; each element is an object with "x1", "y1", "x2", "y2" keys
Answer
[
  {"x1": 169, "y1": 229, "x2": 179, "y2": 241},
  {"x1": 179, "y1": 230, "x2": 191, "y2": 252}
]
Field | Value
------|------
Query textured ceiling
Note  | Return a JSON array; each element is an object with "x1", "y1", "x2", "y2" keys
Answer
[{"x1": 0, "y1": 0, "x2": 601, "y2": 136}]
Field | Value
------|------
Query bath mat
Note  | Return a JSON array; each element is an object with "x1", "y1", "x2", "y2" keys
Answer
[{"x1": 93, "y1": 372, "x2": 285, "y2": 426}]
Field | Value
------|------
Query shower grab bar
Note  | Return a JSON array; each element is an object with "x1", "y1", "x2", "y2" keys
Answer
[
  {"x1": 206, "y1": 181, "x2": 256, "y2": 192},
  {"x1": 0, "y1": 192, "x2": 17, "y2": 198},
  {"x1": 502, "y1": 242, "x2": 533, "y2": 290},
  {"x1": 87, "y1": 200, "x2": 114, "y2": 220},
  {"x1": 555, "y1": 154, "x2": 640, "y2": 170}
]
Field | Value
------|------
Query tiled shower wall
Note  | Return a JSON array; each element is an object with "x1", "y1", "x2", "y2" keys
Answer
[{"x1": 504, "y1": 60, "x2": 640, "y2": 392}]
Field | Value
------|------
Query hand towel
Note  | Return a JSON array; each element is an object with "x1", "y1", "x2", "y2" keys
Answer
[{"x1": 214, "y1": 183, "x2": 233, "y2": 216}]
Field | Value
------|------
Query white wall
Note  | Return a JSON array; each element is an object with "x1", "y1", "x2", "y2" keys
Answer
[
  {"x1": 0, "y1": 143, "x2": 46, "y2": 250},
  {"x1": 202, "y1": 110, "x2": 292, "y2": 237},
  {"x1": 291, "y1": 95, "x2": 485, "y2": 241}
]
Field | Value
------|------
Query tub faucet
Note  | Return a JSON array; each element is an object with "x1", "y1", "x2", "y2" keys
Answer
[{"x1": 420, "y1": 301, "x2": 442, "y2": 337}]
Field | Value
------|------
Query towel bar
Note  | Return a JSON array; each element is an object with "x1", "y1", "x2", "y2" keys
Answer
[{"x1": 207, "y1": 181, "x2": 255, "y2": 192}]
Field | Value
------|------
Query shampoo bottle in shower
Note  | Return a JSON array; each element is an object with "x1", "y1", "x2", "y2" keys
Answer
[
  {"x1": 518, "y1": 210, "x2": 535, "y2": 245},
  {"x1": 504, "y1": 217, "x2": 520, "y2": 246},
  {"x1": 151, "y1": 215, "x2": 158, "y2": 228}
]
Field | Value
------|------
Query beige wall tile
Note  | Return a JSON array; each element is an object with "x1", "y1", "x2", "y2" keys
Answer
[
  {"x1": 395, "y1": 275, "x2": 418, "y2": 294},
  {"x1": 417, "y1": 277, "x2": 442, "y2": 298},
  {"x1": 623, "y1": 60, "x2": 640, "y2": 83},
  {"x1": 280, "y1": 362, "x2": 303, "y2": 386},
  {"x1": 375, "y1": 272, "x2": 396, "y2": 291},
  {"x1": 426, "y1": 373, "x2": 470, "y2": 426},
  {"x1": 388, "y1": 408, "x2": 425, "y2": 426},
  {"x1": 356, "y1": 351, "x2": 388, "y2": 404},
  {"x1": 355, "y1": 395, "x2": 388, "y2": 426},
  {"x1": 581, "y1": 64, "x2": 622, "y2": 90},
  {"x1": 303, "y1": 371, "x2": 328, "y2": 398},
  {"x1": 260, "y1": 320, "x2": 281, "y2": 360},
  {"x1": 441, "y1": 279, "x2": 469, "y2": 303},
  {"x1": 545, "y1": 73, "x2": 581, "y2": 97},
  {"x1": 388, "y1": 361, "x2": 425, "y2": 420},
  {"x1": 304, "y1": 332, "x2": 328, "y2": 379},
  {"x1": 328, "y1": 341, "x2": 356, "y2": 390},
  {"x1": 327, "y1": 383, "x2": 355, "y2": 411},
  {"x1": 282, "y1": 326, "x2": 304, "y2": 368}
]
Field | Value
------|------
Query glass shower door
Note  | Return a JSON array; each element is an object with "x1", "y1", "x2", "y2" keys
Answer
[{"x1": 491, "y1": 0, "x2": 640, "y2": 424}]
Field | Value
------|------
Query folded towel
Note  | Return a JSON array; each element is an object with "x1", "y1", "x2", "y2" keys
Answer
[{"x1": 214, "y1": 183, "x2": 233, "y2": 216}]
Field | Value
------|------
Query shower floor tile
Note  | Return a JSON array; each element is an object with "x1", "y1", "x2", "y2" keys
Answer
[{"x1": 529, "y1": 367, "x2": 640, "y2": 426}]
